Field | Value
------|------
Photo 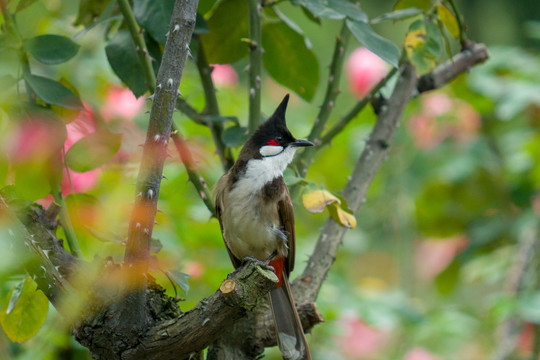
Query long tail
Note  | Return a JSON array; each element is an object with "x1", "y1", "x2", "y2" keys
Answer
[{"x1": 268, "y1": 273, "x2": 311, "y2": 360}]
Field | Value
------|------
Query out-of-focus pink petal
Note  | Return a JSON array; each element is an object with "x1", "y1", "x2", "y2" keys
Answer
[
  {"x1": 210, "y1": 64, "x2": 238, "y2": 87},
  {"x1": 415, "y1": 236, "x2": 468, "y2": 281},
  {"x1": 404, "y1": 347, "x2": 443, "y2": 360},
  {"x1": 101, "y1": 86, "x2": 145, "y2": 121},
  {"x1": 334, "y1": 311, "x2": 390, "y2": 358},
  {"x1": 408, "y1": 115, "x2": 441, "y2": 150},
  {"x1": 346, "y1": 48, "x2": 388, "y2": 98},
  {"x1": 422, "y1": 93, "x2": 453, "y2": 118},
  {"x1": 61, "y1": 168, "x2": 99, "y2": 195},
  {"x1": 9, "y1": 119, "x2": 65, "y2": 162},
  {"x1": 184, "y1": 261, "x2": 204, "y2": 278}
]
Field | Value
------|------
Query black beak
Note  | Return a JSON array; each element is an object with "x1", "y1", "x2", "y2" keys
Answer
[{"x1": 291, "y1": 139, "x2": 314, "y2": 147}]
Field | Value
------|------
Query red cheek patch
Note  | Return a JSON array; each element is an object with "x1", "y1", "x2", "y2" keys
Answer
[{"x1": 267, "y1": 139, "x2": 279, "y2": 146}]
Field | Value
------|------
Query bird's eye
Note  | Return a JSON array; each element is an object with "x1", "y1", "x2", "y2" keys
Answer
[{"x1": 267, "y1": 139, "x2": 279, "y2": 146}]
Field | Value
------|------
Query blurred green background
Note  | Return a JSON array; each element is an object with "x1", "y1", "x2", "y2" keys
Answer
[{"x1": 1, "y1": 0, "x2": 540, "y2": 359}]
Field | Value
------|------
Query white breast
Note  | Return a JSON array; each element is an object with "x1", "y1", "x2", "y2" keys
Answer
[{"x1": 220, "y1": 146, "x2": 297, "y2": 261}]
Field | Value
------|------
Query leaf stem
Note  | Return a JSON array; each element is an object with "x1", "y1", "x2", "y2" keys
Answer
[
  {"x1": 116, "y1": 0, "x2": 157, "y2": 92},
  {"x1": 247, "y1": 0, "x2": 262, "y2": 135}
]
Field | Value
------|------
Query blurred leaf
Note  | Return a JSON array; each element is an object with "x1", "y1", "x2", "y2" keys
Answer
[
  {"x1": 346, "y1": 20, "x2": 400, "y2": 68},
  {"x1": 15, "y1": 0, "x2": 38, "y2": 12},
  {"x1": 393, "y1": 0, "x2": 431, "y2": 11},
  {"x1": 518, "y1": 292, "x2": 540, "y2": 323},
  {"x1": 328, "y1": 203, "x2": 357, "y2": 228},
  {"x1": 300, "y1": 6, "x2": 321, "y2": 25},
  {"x1": 167, "y1": 270, "x2": 190, "y2": 293},
  {"x1": 75, "y1": 0, "x2": 110, "y2": 27},
  {"x1": 65, "y1": 130, "x2": 122, "y2": 172},
  {"x1": 194, "y1": 13, "x2": 209, "y2": 34},
  {"x1": 6, "y1": 281, "x2": 24, "y2": 315},
  {"x1": 13, "y1": 162, "x2": 51, "y2": 201},
  {"x1": 284, "y1": 168, "x2": 308, "y2": 186},
  {"x1": 151, "y1": 238, "x2": 163, "y2": 254},
  {"x1": 133, "y1": 0, "x2": 174, "y2": 44},
  {"x1": 198, "y1": 0, "x2": 216, "y2": 15},
  {"x1": 25, "y1": 35, "x2": 80, "y2": 65},
  {"x1": 65, "y1": 193, "x2": 102, "y2": 231},
  {"x1": 436, "y1": 3, "x2": 460, "y2": 38},
  {"x1": 262, "y1": 17, "x2": 319, "y2": 101},
  {"x1": 222, "y1": 126, "x2": 248, "y2": 147},
  {"x1": 291, "y1": 0, "x2": 368, "y2": 22},
  {"x1": 24, "y1": 74, "x2": 84, "y2": 110},
  {"x1": 435, "y1": 258, "x2": 460, "y2": 295},
  {"x1": 371, "y1": 8, "x2": 423, "y2": 24},
  {"x1": 0, "y1": 276, "x2": 48, "y2": 343},
  {"x1": 200, "y1": 0, "x2": 248, "y2": 64},
  {"x1": 404, "y1": 19, "x2": 441, "y2": 74},
  {"x1": 105, "y1": 30, "x2": 147, "y2": 97},
  {"x1": 302, "y1": 189, "x2": 340, "y2": 213}
]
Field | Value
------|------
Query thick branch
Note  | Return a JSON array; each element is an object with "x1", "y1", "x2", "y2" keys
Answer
[
  {"x1": 124, "y1": 263, "x2": 277, "y2": 360},
  {"x1": 292, "y1": 63, "x2": 418, "y2": 303},
  {"x1": 122, "y1": 0, "x2": 199, "y2": 332}
]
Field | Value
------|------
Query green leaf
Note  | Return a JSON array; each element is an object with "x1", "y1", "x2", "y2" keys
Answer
[
  {"x1": 222, "y1": 126, "x2": 248, "y2": 147},
  {"x1": 65, "y1": 130, "x2": 122, "y2": 172},
  {"x1": 167, "y1": 270, "x2": 191, "y2": 293},
  {"x1": 436, "y1": 3, "x2": 460, "y2": 38},
  {"x1": 346, "y1": 20, "x2": 400, "y2": 68},
  {"x1": 435, "y1": 258, "x2": 460, "y2": 295},
  {"x1": 24, "y1": 74, "x2": 84, "y2": 110},
  {"x1": 0, "y1": 276, "x2": 48, "y2": 343},
  {"x1": 518, "y1": 292, "x2": 540, "y2": 323},
  {"x1": 16, "y1": 0, "x2": 38, "y2": 12},
  {"x1": 133, "y1": 0, "x2": 174, "y2": 45},
  {"x1": 262, "y1": 17, "x2": 319, "y2": 101},
  {"x1": 393, "y1": 0, "x2": 431, "y2": 11},
  {"x1": 194, "y1": 13, "x2": 210, "y2": 34},
  {"x1": 370, "y1": 8, "x2": 423, "y2": 24},
  {"x1": 200, "y1": 0, "x2": 249, "y2": 64},
  {"x1": 202, "y1": 115, "x2": 239, "y2": 124},
  {"x1": 25, "y1": 35, "x2": 80, "y2": 65},
  {"x1": 74, "y1": 0, "x2": 110, "y2": 27},
  {"x1": 105, "y1": 30, "x2": 147, "y2": 97},
  {"x1": 291, "y1": 0, "x2": 368, "y2": 22}
]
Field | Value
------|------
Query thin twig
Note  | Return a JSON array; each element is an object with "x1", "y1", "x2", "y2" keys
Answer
[
  {"x1": 117, "y1": 0, "x2": 157, "y2": 93},
  {"x1": 247, "y1": 0, "x2": 262, "y2": 134},
  {"x1": 293, "y1": 22, "x2": 351, "y2": 177},
  {"x1": 195, "y1": 36, "x2": 235, "y2": 170}
]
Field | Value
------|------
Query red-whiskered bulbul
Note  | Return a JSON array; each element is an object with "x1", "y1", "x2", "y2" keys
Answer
[{"x1": 215, "y1": 94, "x2": 313, "y2": 360}]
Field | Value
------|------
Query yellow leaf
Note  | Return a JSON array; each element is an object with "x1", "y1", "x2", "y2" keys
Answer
[
  {"x1": 328, "y1": 203, "x2": 357, "y2": 228},
  {"x1": 302, "y1": 189, "x2": 340, "y2": 213},
  {"x1": 404, "y1": 28, "x2": 426, "y2": 56},
  {"x1": 436, "y1": 4, "x2": 460, "y2": 38}
]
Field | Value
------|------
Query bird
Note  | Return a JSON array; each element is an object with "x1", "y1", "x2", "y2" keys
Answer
[{"x1": 215, "y1": 94, "x2": 313, "y2": 360}]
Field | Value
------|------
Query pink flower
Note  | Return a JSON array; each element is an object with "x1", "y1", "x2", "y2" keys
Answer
[
  {"x1": 210, "y1": 64, "x2": 238, "y2": 87},
  {"x1": 422, "y1": 93, "x2": 453, "y2": 118},
  {"x1": 8, "y1": 118, "x2": 66, "y2": 163},
  {"x1": 408, "y1": 115, "x2": 440, "y2": 150},
  {"x1": 415, "y1": 236, "x2": 468, "y2": 281},
  {"x1": 346, "y1": 48, "x2": 388, "y2": 98},
  {"x1": 100, "y1": 86, "x2": 145, "y2": 121},
  {"x1": 404, "y1": 347, "x2": 443, "y2": 360},
  {"x1": 334, "y1": 311, "x2": 390, "y2": 358}
]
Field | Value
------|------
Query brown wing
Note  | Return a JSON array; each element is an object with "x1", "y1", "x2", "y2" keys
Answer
[
  {"x1": 278, "y1": 185, "x2": 296, "y2": 275},
  {"x1": 215, "y1": 173, "x2": 242, "y2": 269}
]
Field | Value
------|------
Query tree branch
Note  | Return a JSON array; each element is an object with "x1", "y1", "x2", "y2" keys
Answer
[
  {"x1": 122, "y1": 0, "x2": 199, "y2": 333},
  {"x1": 292, "y1": 62, "x2": 418, "y2": 303},
  {"x1": 247, "y1": 0, "x2": 262, "y2": 134},
  {"x1": 417, "y1": 42, "x2": 488, "y2": 93}
]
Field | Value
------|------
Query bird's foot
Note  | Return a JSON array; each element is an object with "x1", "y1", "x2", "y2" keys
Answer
[{"x1": 242, "y1": 252, "x2": 277, "y2": 272}]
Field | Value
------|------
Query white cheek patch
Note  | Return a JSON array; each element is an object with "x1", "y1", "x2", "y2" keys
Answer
[{"x1": 260, "y1": 145, "x2": 284, "y2": 157}]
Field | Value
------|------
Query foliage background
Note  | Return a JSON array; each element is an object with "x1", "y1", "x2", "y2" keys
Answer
[{"x1": 0, "y1": 0, "x2": 539, "y2": 359}]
